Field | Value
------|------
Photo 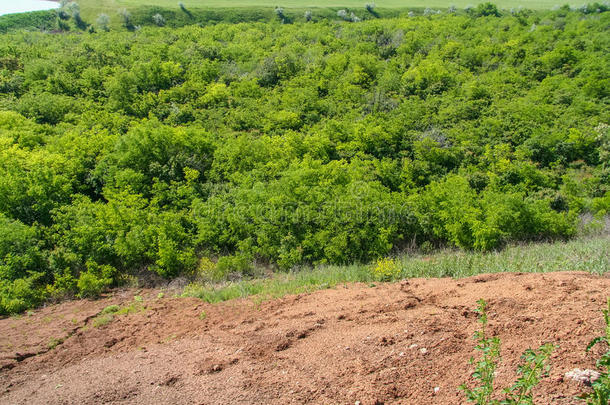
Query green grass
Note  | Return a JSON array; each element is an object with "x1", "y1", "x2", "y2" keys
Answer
[
  {"x1": 47, "y1": 337, "x2": 63, "y2": 349},
  {"x1": 182, "y1": 235, "x2": 610, "y2": 304},
  {"x1": 100, "y1": 304, "x2": 120, "y2": 314},
  {"x1": 395, "y1": 235, "x2": 610, "y2": 278},
  {"x1": 76, "y1": 0, "x2": 585, "y2": 23},
  {"x1": 183, "y1": 262, "x2": 375, "y2": 304},
  {"x1": 92, "y1": 313, "x2": 114, "y2": 327},
  {"x1": 81, "y1": 0, "x2": 578, "y2": 12},
  {"x1": 91, "y1": 299, "x2": 145, "y2": 327}
]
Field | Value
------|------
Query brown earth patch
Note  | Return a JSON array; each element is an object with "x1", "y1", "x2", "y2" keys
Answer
[{"x1": 0, "y1": 271, "x2": 608, "y2": 404}]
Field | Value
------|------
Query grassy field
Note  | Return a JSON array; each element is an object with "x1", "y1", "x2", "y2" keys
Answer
[
  {"x1": 77, "y1": 0, "x2": 580, "y2": 21},
  {"x1": 181, "y1": 235, "x2": 610, "y2": 304}
]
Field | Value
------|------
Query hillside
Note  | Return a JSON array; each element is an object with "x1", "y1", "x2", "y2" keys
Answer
[
  {"x1": 0, "y1": 3, "x2": 609, "y2": 403},
  {"x1": 0, "y1": 6, "x2": 609, "y2": 314},
  {"x1": 80, "y1": 0, "x2": 580, "y2": 10}
]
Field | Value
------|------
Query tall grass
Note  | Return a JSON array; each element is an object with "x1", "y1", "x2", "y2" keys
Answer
[
  {"x1": 396, "y1": 236, "x2": 609, "y2": 279},
  {"x1": 182, "y1": 235, "x2": 610, "y2": 304},
  {"x1": 183, "y1": 262, "x2": 374, "y2": 303}
]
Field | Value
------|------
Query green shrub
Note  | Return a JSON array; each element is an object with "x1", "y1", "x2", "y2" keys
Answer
[
  {"x1": 196, "y1": 257, "x2": 224, "y2": 281},
  {"x1": 101, "y1": 304, "x2": 120, "y2": 314},
  {"x1": 460, "y1": 300, "x2": 501, "y2": 403},
  {"x1": 415, "y1": 176, "x2": 577, "y2": 250},
  {"x1": 76, "y1": 262, "x2": 115, "y2": 298},
  {"x1": 216, "y1": 254, "x2": 253, "y2": 278},
  {"x1": 0, "y1": 275, "x2": 45, "y2": 315},
  {"x1": 0, "y1": 215, "x2": 45, "y2": 281},
  {"x1": 474, "y1": 3, "x2": 501, "y2": 17},
  {"x1": 149, "y1": 211, "x2": 198, "y2": 278},
  {"x1": 92, "y1": 313, "x2": 114, "y2": 327},
  {"x1": 16, "y1": 92, "x2": 75, "y2": 125},
  {"x1": 46, "y1": 269, "x2": 77, "y2": 299},
  {"x1": 592, "y1": 193, "x2": 610, "y2": 218},
  {"x1": 402, "y1": 58, "x2": 456, "y2": 96},
  {"x1": 371, "y1": 257, "x2": 401, "y2": 281}
]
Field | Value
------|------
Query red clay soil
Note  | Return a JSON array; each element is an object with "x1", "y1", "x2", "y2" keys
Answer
[{"x1": 0, "y1": 271, "x2": 609, "y2": 404}]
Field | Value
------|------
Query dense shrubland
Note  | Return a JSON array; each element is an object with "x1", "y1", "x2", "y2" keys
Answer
[{"x1": 0, "y1": 6, "x2": 608, "y2": 313}]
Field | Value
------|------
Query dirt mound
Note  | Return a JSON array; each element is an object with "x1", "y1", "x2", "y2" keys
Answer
[{"x1": 0, "y1": 271, "x2": 608, "y2": 404}]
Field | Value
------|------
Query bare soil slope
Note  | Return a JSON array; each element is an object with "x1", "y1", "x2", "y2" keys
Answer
[{"x1": 1, "y1": 271, "x2": 608, "y2": 404}]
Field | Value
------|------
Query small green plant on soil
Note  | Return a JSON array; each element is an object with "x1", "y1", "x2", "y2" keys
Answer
[
  {"x1": 92, "y1": 313, "x2": 114, "y2": 327},
  {"x1": 47, "y1": 337, "x2": 62, "y2": 349},
  {"x1": 581, "y1": 298, "x2": 610, "y2": 405},
  {"x1": 460, "y1": 299, "x2": 555, "y2": 404},
  {"x1": 92, "y1": 299, "x2": 145, "y2": 327},
  {"x1": 116, "y1": 299, "x2": 145, "y2": 315},
  {"x1": 460, "y1": 299, "x2": 500, "y2": 403},
  {"x1": 101, "y1": 304, "x2": 120, "y2": 315},
  {"x1": 199, "y1": 310, "x2": 207, "y2": 320},
  {"x1": 92, "y1": 303, "x2": 121, "y2": 326}
]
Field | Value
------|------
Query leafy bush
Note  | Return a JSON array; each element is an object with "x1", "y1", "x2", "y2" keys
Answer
[
  {"x1": 76, "y1": 262, "x2": 115, "y2": 298},
  {"x1": 45, "y1": 269, "x2": 77, "y2": 299},
  {"x1": 592, "y1": 193, "x2": 610, "y2": 218},
  {"x1": 16, "y1": 92, "x2": 74, "y2": 125},
  {"x1": 371, "y1": 257, "x2": 400, "y2": 281},
  {"x1": 474, "y1": 3, "x2": 501, "y2": 17},
  {"x1": 216, "y1": 254, "x2": 253, "y2": 278},
  {"x1": 152, "y1": 13, "x2": 165, "y2": 27},
  {"x1": 0, "y1": 275, "x2": 45, "y2": 315},
  {"x1": 196, "y1": 257, "x2": 222, "y2": 281},
  {"x1": 402, "y1": 58, "x2": 456, "y2": 96},
  {"x1": 460, "y1": 300, "x2": 501, "y2": 403},
  {"x1": 0, "y1": 215, "x2": 45, "y2": 281},
  {"x1": 415, "y1": 176, "x2": 576, "y2": 250},
  {"x1": 101, "y1": 304, "x2": 120, "y2": 315},
  {"x1": 96, "y1": 14, "x2": 110, "y2": 31}
]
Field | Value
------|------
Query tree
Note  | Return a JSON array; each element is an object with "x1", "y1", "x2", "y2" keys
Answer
[
  {"x1": 152, "y1": 13, "x2": 166, "y2": 27},
  {"x1": 96, "y1": 14, "x2": 110, "y2": 31}
]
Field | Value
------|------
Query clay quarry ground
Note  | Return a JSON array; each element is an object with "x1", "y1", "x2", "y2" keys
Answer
[{"x1": 0, "y1": 271, "x2": 608, "y2": 404}]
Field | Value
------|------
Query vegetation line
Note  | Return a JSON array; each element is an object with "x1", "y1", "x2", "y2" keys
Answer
[{"x1": 181, "y1": 236, "x2": 610, "y2": 304}]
